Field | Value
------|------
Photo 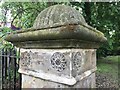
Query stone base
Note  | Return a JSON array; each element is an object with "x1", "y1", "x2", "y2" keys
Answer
[
  {"x1": 19, "y1": 48, "x2": 97, "y2": 88},
  {"x1": 22, "y1": 73, "x2": 96, "y2": 88}
]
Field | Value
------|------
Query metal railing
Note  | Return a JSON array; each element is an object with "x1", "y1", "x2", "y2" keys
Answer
[{"x1": 0, "y1": 48, "x2": 21, "y2": 89}]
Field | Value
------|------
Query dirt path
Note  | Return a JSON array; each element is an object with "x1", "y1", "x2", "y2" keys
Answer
[{"x1": 96, "y1": 72, "x2": 119, "y2": 88}]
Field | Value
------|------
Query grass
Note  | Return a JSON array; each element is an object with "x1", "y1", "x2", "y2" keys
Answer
[{"x1": 96, "y1": 56, "x2": 119, "y2": 84}]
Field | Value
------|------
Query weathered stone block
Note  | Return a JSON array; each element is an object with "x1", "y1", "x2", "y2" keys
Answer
[
  {"x1": 22, "y1": 73, "x2": 96, "y2": 88},
  {"x1": 19, "y1": 49, "x2": 97, "y2": 87}
]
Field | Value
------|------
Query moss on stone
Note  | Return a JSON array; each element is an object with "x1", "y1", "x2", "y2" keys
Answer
[{"x1": 4, "y1": 5, "x2": 107, "y2": 49}]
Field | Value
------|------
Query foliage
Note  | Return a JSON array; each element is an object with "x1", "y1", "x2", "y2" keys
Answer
[
  {"x1": 0, "y1": 27, "x2": 14, "y2": 49},
  {"x1": 0, "y1": 2, "x2": 119, "y2": 57},
  {"x1": 1, "y1": 2, "x2": 47, "y2": 28},
  {"x1": 71, "y1": 2, "x2": 120, "y2": 57},
  {"x1": 90, "y1": 2, "x2": 120, "y2": 57}
]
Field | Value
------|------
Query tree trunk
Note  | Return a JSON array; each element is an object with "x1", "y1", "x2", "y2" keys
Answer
[{"x1": 84, "y1": 2, "x2": 91, "y2": 25}]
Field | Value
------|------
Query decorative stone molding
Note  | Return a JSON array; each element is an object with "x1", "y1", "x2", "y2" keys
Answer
[{"x1": 18, "y1": 49, "x2": 97, "y2": 87}]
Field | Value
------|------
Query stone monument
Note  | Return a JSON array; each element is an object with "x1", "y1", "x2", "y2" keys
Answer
[{"x1": 5, "y1": 5, "x2": 107, "y2": 88}]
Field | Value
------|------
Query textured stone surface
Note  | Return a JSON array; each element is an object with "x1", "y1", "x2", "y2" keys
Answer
[
  {"x1": 33, "y1": 5, "x2": 86, "y2": 29},
  {"x1": 22, "y1": 73, "x2": 96, "y2": 88},
  {"x1": 12, "y1": 39, "x2": 101, "y2": 49},
  {"x1": 19, "y1": 49, "x2": 96, "y2": 87}
]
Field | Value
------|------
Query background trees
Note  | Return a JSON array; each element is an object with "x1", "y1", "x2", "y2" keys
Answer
[{"x1": 0, "y1": 2, "x2": 119, "y2": 57}]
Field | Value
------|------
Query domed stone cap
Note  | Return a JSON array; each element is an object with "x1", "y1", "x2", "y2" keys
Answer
[
  {"x1": 33, "y1": 5, "x2": 86, "y2": 29},
  {"x1": 4, "y1": 5, "x2": 107, "y2": 49}
]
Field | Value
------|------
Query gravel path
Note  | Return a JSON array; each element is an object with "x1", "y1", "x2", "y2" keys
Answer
[{"x1": 96, "y1": 72, "x2": 119, "y2": 88}]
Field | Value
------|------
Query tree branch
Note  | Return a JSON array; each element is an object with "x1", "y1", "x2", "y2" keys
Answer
[{"x1": 11, "y1": 7, "x2": 41, "y2": 27}]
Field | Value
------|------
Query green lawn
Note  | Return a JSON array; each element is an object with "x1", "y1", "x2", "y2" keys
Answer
[{"x1": 96, "y1": 56, "x2": 119, "y2": 86}]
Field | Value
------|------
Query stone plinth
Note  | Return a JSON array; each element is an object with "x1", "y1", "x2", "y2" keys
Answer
[
  {"x1": 4, "y1": 5, "x2": 107, "y2": 88},
  {"x1": 19, "y1": 49, "x2": 96, "y2": 88},
  {"x1": 22, "y1": 73, "x2": 95, "y2": 88}
]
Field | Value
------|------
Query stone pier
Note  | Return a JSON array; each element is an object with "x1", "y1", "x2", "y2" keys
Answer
[{"x1": 5, "y1": 5, "x2": 107, "y2": 88}]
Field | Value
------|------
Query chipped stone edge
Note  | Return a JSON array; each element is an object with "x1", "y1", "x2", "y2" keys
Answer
[
  {"x1": 18, "y1": 67, "x2": 97, "y2": 86},
  {"x1": 75, "y1": 67, "x2": 97, "y2": 81},
  {"x1": 18, "y1": 69, "x2": 77, "y2": 86}
]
